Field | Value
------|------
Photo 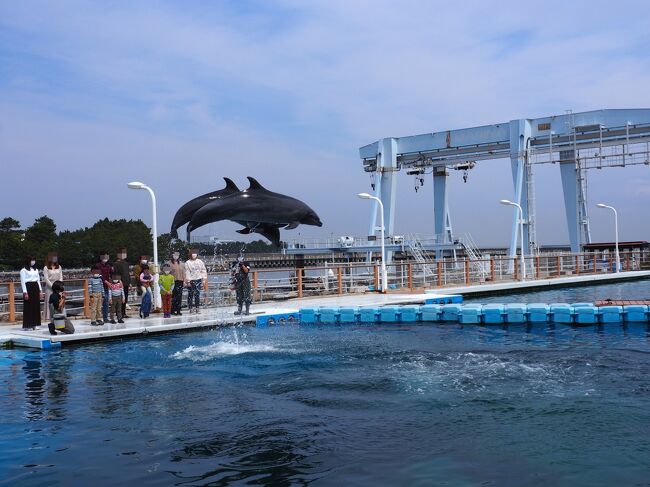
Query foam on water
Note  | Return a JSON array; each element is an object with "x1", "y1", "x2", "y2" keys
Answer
[{"x1": 171, "y1": 341, "x2": 279, "y2": 361}]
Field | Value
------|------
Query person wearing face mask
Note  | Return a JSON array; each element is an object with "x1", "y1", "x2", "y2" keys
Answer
[
  {"x1": 184, "y1": 250, "x2": 207, "y2": 314},
  {"x1": 43, "y1": 252, "x2": 63, "y2": 321},
  {"x1": 20, "y1": 257, "x2": 43, "y2": 330},
  {"x1": 106, "y1": 274, "x2": 126, "y2": 324},
  {"x1": 112, "y1": 248, "x2": 131, "y2": 319},
  {"x1": 133, "y1": 255, "x2": 149, "y2": 297},
  {"x1": 88, "y1": 265, "x2": 105, "y2": 326},
  {"x1": 159, "y1": 263, "x2": 175, "y2": 318},
  {"x1": 169, "y1": 251, "x2": 185, "y2": 316},
  {"x1": 96, "y1": 251, "x2": 113, "y2": 323}
]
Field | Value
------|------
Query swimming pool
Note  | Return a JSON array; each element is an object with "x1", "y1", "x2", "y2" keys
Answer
[{"x1": 2, "y1": 280, "x2": 650, "y2": 486}]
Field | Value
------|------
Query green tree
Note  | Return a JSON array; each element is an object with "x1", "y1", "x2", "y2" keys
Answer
[
  {"x1": 0, "y1": 217, "x2": 23, "y2": 269},
  {"x1": 23, "y1": 215, "x2": 57, "y2": 264}
]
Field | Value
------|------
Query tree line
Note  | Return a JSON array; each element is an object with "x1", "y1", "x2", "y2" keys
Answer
[{"x1": 0, "y1": 216, "x2": 277, "y2": 270}]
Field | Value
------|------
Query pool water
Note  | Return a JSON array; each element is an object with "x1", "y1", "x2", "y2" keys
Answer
[{"x1": 1, "y1": 281, "x2": 650, "y2": 486}]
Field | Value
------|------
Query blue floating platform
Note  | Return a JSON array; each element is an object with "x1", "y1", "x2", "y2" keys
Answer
[
  {"x1": 599, "y1": 305, "x2": 623, "y2": 323},
  {"x1": 420, "y1": 304, "x2": 441, "y2": 322},
  {"x1": 483, "y1": 304, "x2": 505, "y2": 324},
  {"x1": 551, "y1": 303, "x2": 573, "y2": 324},
  {"x1": 459, "y1": 304, "x2": 482, "y2": 324},
  {"x1": 359, "y1": 307, "x2": 379, "y2": 323},
  {"x1": 624, "y1": 305, "x2": 648, "y2": 322},
  {"x1": 505, "y1": 303, "x2": 527, "y2": 323},
  {"x1": 399, "y1": 305, "x2": 421, "y2": 322}
]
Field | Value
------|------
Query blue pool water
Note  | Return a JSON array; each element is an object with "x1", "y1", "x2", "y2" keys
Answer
[{"x1": 2, "y1": 281, "x2": 650, "y2": 486}]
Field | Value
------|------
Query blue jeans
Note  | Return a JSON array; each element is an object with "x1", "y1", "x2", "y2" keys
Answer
[{"x1": 187, "y1": 279, "x2": 202, "y2": 309}]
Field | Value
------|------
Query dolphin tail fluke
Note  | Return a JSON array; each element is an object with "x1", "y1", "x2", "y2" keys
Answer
[
  {"x1": 236, "y1": 227, "x2": 252, "y2": 234},
  {"x1": 260, "y1": 227, "x2": 281, "y2": 247},
  {"x1": 170, "y1": 227, "x2": 179, "y2": 239},
  {"x1": 284, "y1": 222, "x2": 300, "y2": 230}
]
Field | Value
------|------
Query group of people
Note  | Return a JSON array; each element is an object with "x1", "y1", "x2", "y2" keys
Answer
[{"x1": 19, "y1": 248, "x2": 253, "y2": 333}]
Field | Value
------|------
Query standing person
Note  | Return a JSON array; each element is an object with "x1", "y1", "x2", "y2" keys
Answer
[
  {"x1": 88, "y1": 266, "x2": 105, "y2": 326},
  {"x1": 106, "y1": 275, "x2": 125, "y2": 324},
  {"x1": 184, "y1": 250, "x2": 207, "y2": 314},
  {"x1": 112, "y1": 248, "x2": 131, "y2": 319},
  {"x1": 47, "y1": 280, "x2": 75, "y2": 335},
  {"x1": 133, "y1": 255, "x2": 149, "y2": 299},
  {"x1": 42, "y1": 252, "x2": 63, "y2": 321},
  {"x1": 20, "y1": 257, "x2": 43, "y2": 330},
  {"x1": 158, "y1": 263, "x2": 175, "y2": 318},
  {"x1": 96, "y1": 251, "x2": 113, "y2": 323},
  {"x1": 233, "y1": 256, "x2": 252, "y2": 315},
  {"x1": 169, "y1": 251, "x2": 185, "y2": 316},
  {"x1": 139, "y1": 265, "x2": 154, "y2": 318}
]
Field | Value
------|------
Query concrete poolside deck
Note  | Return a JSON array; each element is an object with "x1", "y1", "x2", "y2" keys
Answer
[{"x1": 2, "y1": 270, "x2": 649, "y2": 350}]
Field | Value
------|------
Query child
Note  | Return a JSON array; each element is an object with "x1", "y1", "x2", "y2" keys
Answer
[
  {"x1": 88, "y1": 266, "x2": 105, "y2": 325},
  {"x1": 158, "y1": 263, "x2": 175, "y2": 318},
  {"x1": 48, "y1": 280, "x2": 75, "y2": 335},
  {"x1": 139, "y1": 265, "x2": 153, "y2": 318},
  {"x1": 106, "y1": 275, "x2": 125, "y2": 324}
]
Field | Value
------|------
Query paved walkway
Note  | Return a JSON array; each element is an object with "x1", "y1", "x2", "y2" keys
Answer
[{"x1": 2, "y1": 270, "x2": 648, "y2": 349}]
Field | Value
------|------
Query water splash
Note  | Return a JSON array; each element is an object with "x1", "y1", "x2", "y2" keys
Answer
[{"x1": 171, "y1": 341, "x2": 278, "y2": 361}]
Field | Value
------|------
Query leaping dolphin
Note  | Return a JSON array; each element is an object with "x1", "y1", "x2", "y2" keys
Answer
[
  {"x1": 187, "y1": 177, "x2": 322, "y2": 244},
  {"x1": 170, "y1": 177, "x2": 239, "y2": 239}
]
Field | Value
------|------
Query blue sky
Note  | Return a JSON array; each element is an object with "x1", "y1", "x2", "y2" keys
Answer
[{"x1": 1, "y1": 0, "x2": 650, "y2": 246}]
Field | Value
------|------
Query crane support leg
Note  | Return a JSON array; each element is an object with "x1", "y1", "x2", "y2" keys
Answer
[
  {"x1": 560, "y1": 150, "x2": 591, "y2": 252},
  {"x1": 507, "y1": 120, "x2": 532, "y2": 267},
  {"x1": 433, "y1": 167, "x2": 452, "y2": 259}
]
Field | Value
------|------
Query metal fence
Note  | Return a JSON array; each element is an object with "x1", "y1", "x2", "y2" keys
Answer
[{"x1": 0, "y1": 251, "x2": 647, "y2": 322}]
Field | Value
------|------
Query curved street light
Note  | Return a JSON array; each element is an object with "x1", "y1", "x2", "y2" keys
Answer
[
  {"x1": 128, "y1": 181, "x2": 160, "y2": 308},
  {"x1": 499, "y1": 199, "x2": 526, "y2": 280},
  {"x1": 358, "y1": 193, "x2": 388, "y2": 293},
  {"x1": 596, "y1": 203, "x2": 620, "y2": 273}
]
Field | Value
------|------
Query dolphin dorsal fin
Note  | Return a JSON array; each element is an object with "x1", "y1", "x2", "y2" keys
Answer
[
  {"x1": 223, "y1": 177, "x2": 239, "y2": 192},
  {"x1": 246, "y1": 176, "x2": 266, "y2": 191}
]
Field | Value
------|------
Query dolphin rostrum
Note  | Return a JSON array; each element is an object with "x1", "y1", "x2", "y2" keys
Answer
[
  {"x1": 187, "y1": 176, "x2": 322, "y2": 244},
  {"x1": 170, "y1": 177, "x2": 239, "y2": 239}
]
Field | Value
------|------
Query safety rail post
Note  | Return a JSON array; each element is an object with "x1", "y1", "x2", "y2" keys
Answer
[
  {"x1": 252, "y1": 271, "x2": 258, "y2": 301},
  {"x1": 593, "y1": 255, "x2": 597, "y2": 273},
  {"x1": 337, "y1": 267, "x2": 343, "y2": 295},
  {"x1": 83, "y1": 278, "x2": 90, "y2": 317},
  {"x1": 407, "y1": 263, "x2": 413, "y2": 290},
  {"x1": 514, "y1": 258, "x2": 519, "y2": 281},
  {"x1": 8, "y1": 281, "x2": 15, "y2": 322},
  {"x1": 297, "y1": 269, "x2": 303, "y2": 298},
  {"x1": 575, "y1": 255, "x2": 580, "y2": 275},
  {"x1": 535, "y1": 256, "x2": 541, "y2": 279},
  {"x1": 464, "y1": 259, "x2": 470, "y2": 285},
  {"x1": 373, "y1": 265, "x2": 379, "y2": 291},
  {"x1": 556, "y1": 256, "x2": 561, "y2": 277},
  {"x1": 437, "y1": 261, "x2": 442, "y2": 287},
  {"x1": 490, "y1": 257, "x2": 495, "y2": 282},
  {"x1": 625, "y1": 253, "x2": 630, "y2": 271}
]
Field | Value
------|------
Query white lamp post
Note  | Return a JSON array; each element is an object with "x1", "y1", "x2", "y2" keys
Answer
[
  {"x1": 128, "y1": 181, "x2": 160, "y2": 308},
  {"x1": 597, "y1": 203, "x2": 620, "y2": 273},
  {"x1": 500, "y1": 199, "x2": 526, "y2": 280},
  {"x1": 358, "y1": 192, "x2": 388, "y2": 293}
]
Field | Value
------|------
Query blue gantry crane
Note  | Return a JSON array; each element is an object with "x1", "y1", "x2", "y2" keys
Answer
[{"x1": 359, "y1": 109, "x2": 650, "y2": 262}]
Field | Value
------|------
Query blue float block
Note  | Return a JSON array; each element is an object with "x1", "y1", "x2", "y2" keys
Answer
[
  {"x1": 599, "y1": 305, "x2": 623, "y2": 323},
  {"x1": 299, "y1": 308, "x2": 319, "y2": 324},
  {"x1": 379, "y1": 306, "x2": 399, "y2": 322},
  {"x1": 483, "y1": 304, "x2": 505, "y2": 324},
  {"x1": 399, "y1": 305, "x2": 420, "y2": 322},
  {"x1": 319, "y1": 307, "x2": 339, "y2": 324},
  {"x1": 420, "y1": 304, "x2": 441, "y2": 322},
  {"x1": 571, "y1": 302, "x2": 594, "y2": 308},
  {"x1": 442, "y1": 304, "x2": 462, "y2": 321},
  {"x1": 574, "y1": 304, "x2": 598, "y2": 324},
  {"x1": 550, "y1": 303, "x2": 573, "y2": 324},
  {"x1": 459, "y1": 304, "x2": 482, "y2": 324},
  {"x1": 338, "y1": 307, "x2": 358, "y2": 323},
  {"x1": 258, "y1": 312, "x2": 299, "y2": 326},
  {"x1": 527, "y1": 303, "x2": 550, "y2": 323},
  {"x1": 425, "y1": 294, "x2": 463, "y2": 304},
  {"x1": 505, "y1": 303, "x2": 527, "y2": 323},
  {"x1": 624, "y1": 305, "x2": 648, "y2": 322},
  {"x1": 359, "y1": 307, "x2": 379, "y2": 323}
]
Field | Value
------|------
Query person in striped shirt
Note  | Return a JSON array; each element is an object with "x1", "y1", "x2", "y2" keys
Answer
[{"x1": 106, "y1": 276, "x2": 125, "y2": 324}]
